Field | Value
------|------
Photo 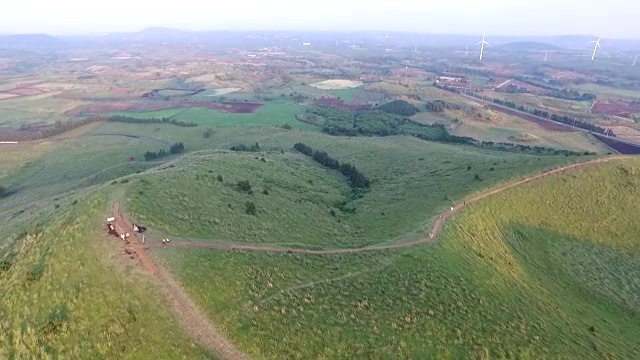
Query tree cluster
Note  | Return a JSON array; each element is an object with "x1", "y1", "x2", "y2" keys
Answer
[
  {"x1": 144, "y1": 142, "x2": 185, "y2": 161},
  {"x1": 294, "y1": 143, "x2": 370, "y2": 189},
  {"x1": 377, "y1": 100, "x2": 419, "y2": 116},
  {"x1": 230, "y1": 142, "x2": 260, "y2": 152},
  {"x1": 107, "y1": 115, "x2": 197, "y2": 127},
  {"x1": 480, "y1": 141, "x2": 595, "y2": 156},
  {"x1": 424, "y1": 100, "x2": 451, "y2": 113}
]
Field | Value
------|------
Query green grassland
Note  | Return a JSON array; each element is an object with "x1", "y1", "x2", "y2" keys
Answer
[
  {"x1": 147, "y1": 157, "x2": 640, "y2": 360},
  {"x1": 124, "y1": 133, "x2": 581, "y2": 248},
  {"x1": 105, "y1": 102, "x2": 317, "y2": 131},
  {"x1": 328, "y1": 88, "x2": 359, "y2": 102},
  {"x1": 571, "y1": 83, "x2": 640, "y2": 100},
  {"x1": 0, "y1": 190, "x2": 214, "y2": 359}
]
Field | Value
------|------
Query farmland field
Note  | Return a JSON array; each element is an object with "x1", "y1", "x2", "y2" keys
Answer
[{"x1": 146, "y1": 157, "x2": 640, "y2": 359}]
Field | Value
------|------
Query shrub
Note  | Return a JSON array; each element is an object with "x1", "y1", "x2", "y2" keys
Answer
[
  {"x1": 236, "y1": 180, "x2": 252, "y2": 193},
  {"x1": 245, "y1": 201, "x2": 257, "y2": 215},
  {"x1": 217, "y1": 175, "x2": 223, "y2": 182},
  {"x1": 230, "y1": 143, "x2": 260, "y2": 152},
  {"x1": 203, "y1": 128, "x2": 214, "y2": 138},
  {"x1": 0, "y1": 185, "x2": 7, "y2": 198},
  {"x1": 474, "y1": 174, "x2": 482, "y2": 181},
  {"x1": 263, "y1": 189, "x2": 269, "y2": 195},
  {"x1": 72, "y1": 200, "x2": 78, "y2": 205},
  {"x1": 330, "y1": 209, "x2": 336, "y2": 217},
  {"x1": 281, "y1": 123, "x2": 292, "y2": 130}
]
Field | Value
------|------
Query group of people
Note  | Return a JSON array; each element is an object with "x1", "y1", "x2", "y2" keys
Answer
[{"x1": 106, "y1": 218, "x2": 170, "y2": 246}]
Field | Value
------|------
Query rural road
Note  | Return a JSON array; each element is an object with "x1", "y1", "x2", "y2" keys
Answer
[{"x1": 111, "y1": 155, "x2": 630, "y2": 360}]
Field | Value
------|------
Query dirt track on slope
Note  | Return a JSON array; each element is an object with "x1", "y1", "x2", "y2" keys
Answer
[
  {"x1": 142, "y1": 156, "x2": 631, "y2": 255},
  {"x1": 109, "y1": 203, "x2": 250, "y2": 360}
]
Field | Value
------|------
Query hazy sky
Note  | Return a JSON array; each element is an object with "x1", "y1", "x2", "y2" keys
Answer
[{"x1": 2, "y1": 0, "x2": 639, "y2": 38}]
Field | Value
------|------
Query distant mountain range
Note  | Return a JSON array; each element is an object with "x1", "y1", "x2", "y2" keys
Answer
[{"x1": 0, "y1": 28, "x2": 638, "y2": 51}]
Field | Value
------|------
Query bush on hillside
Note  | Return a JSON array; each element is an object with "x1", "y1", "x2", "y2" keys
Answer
[
  {"x1": 230, "y1": 143, "x2": 260, "y2": 152},
  {"x1": 377, "y1": 100, "x2": 419, "y2": 116},
  {"x1": 245, "y1": 201, "x2": 257, "y2": 215},
  {"x1": 236, "y1": 180, "x2": 252, "y2": 194}
]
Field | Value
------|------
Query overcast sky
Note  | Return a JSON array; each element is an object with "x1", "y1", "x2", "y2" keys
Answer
[{"x1": 2, "y1": 0, "x2": 639, "y2": 38}]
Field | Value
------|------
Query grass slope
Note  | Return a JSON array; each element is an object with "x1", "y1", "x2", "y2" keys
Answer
[
  {"x1": 125, "y1": 135, "x2": 580, "y2": 248},
  {"x1": 148, "y1": 157, "x2": 640, "y2": 359},
  {"x1": 0, "y1": 190, "x2": 214, "y2": 359}
]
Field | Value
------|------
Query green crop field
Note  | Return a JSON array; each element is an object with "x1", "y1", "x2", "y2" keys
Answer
[
  {"x1": 571, "y1": 83, "x2": 640, "y2": 100},
  {"x1": 145, "y1": 157, "x2": 640, "y2": 360},
  {"x1": 0, "y1": 190, "x2": 214, "y2": 359},
  {"x1": 105, "y1": 102, "x2": 318, "y2": 131},
  {"x1": 328, "y1": 88, "x2": 359, "y2": 102}
]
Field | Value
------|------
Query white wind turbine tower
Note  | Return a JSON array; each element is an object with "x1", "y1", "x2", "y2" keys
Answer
[
  {"x1": 478, "y1": 33, "x2": 489, "y2": 61},
  {"x1": 590, "y1": 36, "x2": 603, "y2": 61},
  {"x1": 544, "y1": 51, "x2": 549, "y2": 62},
  {"x1": 633, "y1": 54, "x2": 639, "y2": 66}
]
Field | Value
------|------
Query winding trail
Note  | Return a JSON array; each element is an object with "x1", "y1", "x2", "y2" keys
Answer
[
  {"x1": 112, "y1": 155, "x2": 631, "y2": 360},
  {"x1": 142, "y1": 156, "x2": 631, "y2": 255},
  {"x1": 110, "y1": 203, "x2": 250, "y2": 360}
]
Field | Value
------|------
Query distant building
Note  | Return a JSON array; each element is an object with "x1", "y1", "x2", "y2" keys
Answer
[{"x1": 302, "y1": 42, "x2": 311, "y2": 46}]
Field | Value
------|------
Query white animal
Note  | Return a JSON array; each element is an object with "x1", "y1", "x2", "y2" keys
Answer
[{"x1": 107, "y1": 217, "x2": 115, "y2": 222}]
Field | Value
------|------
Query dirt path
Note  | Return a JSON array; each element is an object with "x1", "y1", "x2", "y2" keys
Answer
[
  {"x1": 110, "y1": 203, "x2": 250, "y2": 360},
  {"x1": 142, "y1": 156, "x2": 631, "y2": 255}
]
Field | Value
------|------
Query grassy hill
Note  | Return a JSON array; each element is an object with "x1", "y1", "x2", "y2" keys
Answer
[
  {"x1": 0, "y1": 189, "x2": 214, "y2": 359},
  {"x1": 141, "y1": 157, "x2": 640, "y2": 359},
  {"x1": 124, "y1": 134, "x2": 578, "y2": 248}
]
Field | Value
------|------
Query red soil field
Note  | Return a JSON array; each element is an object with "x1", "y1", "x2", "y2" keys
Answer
[
  {"x1": 65, "y1": 101, "x2": 264, "y2": 116},
  {"x1": 314, "y1": 98, "x2": 371, "y2": 111},
  {"x1": 591, "y1": 101, "x2": 640, "y2": 117},
  {"x1": 179, "y1": 101, "x2": 263, "y2": 113}
]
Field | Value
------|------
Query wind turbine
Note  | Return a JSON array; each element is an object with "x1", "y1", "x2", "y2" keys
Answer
[
  {"x1": 478, "y1": 33, "x2": 489, "y2": 61},
  {"x1": 465, "y1": 45, "x2": 469, "y2": 56},
  {"x1": 544, "y1": 51, "x2": 549, "y2": 62},
  {"x1": 633, "y1": 54, "x2": 639, "y2": 66},
  {"x1": 589, "y1": 36, "x2": 603, "y2": 61}
]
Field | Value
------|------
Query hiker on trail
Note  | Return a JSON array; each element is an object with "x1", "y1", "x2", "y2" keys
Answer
[
  {"x1": 133, "y1": 225, "x2": 139, "y2": 232},
  {"x1": 120, "y1": 233, "x2": 125, "y2": 241},
  {"x1": 451, "y1": 206, "x2": 454, "y2": 211},
  {"x1": 125, "y1": 233, "x2": 130, "y2": 238},
  {"x1": 429, "y1": 233, "x2": 433, "y2": 239},
  {"x1": 162, "y1": 238, "x2": 166, "y2": 245},
  {"x1": 142, "y1": 235, "x2": 145, "y2": 244},
  {"x1": 463, "y1": 201, "x2": 466, "y2": 205},
  {"x1": 166, "y1": 238, "x2": 170, "y2": 245}
]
